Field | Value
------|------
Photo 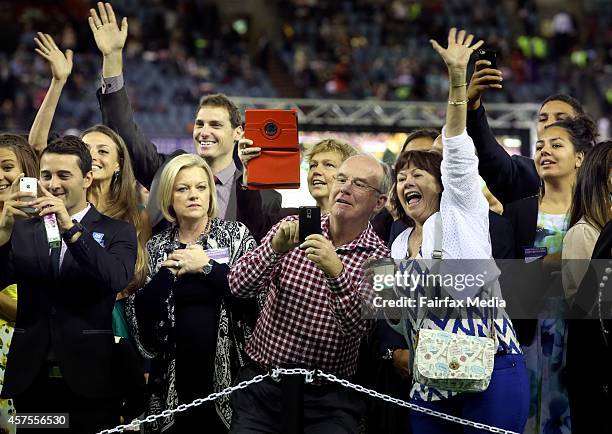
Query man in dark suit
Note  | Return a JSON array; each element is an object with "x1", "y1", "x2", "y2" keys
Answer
[
  {"x1": 89, "y1": 3, "x2": 279, "y2": 240},
  {"x1": 0, "y1": 137, "x2": 137, "y2": 433}
]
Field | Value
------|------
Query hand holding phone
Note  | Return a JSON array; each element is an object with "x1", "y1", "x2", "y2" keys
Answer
[
  {"x1": 475, "y1": 49, "x2": 497, "y2": 70},
  {"x1": 271, "y1": 220, "x2": 300, "y2": 254},
  {"x1": 467, "y1": 50, "x2": 503, "y2": 110},
  {"x1": 19, "y1": 177, "x2": 38, "y2": 214},
  {"x1": 299, "y1": 206, "x2": 321, "y2": 244}
]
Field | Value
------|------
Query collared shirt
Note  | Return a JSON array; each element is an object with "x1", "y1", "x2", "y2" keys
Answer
[
  {"x1": 101, "y1": 74, "x2": 124, "y2": 95},
  {"x1": 58, "y1": 203, "x2": 91, "y2": 267},
  {"x1": 228, "y1": 214, "x2": 390, "y2": 378},
  {"x1": 215, "y1": 161, "x2": 236, "y2": 219}
]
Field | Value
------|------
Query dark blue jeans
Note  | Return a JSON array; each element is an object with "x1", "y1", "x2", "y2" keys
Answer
[{"x1": 410, "y1": 354, "x2": 529, "y2": 434}]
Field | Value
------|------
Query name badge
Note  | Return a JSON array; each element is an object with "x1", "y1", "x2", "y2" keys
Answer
[
  {"x1": 92, "y1": 232, "x2": 105, "y2": 247},
  {"x1": 206, "y1": 247, "x2": 230, "y2": 264},
  {"x1": 523, "y1": 246, "x2": 547, "y2": 263}
]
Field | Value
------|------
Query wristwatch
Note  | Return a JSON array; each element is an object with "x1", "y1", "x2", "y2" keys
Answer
[
  {"x1": 382, "y1": 348, "x2": 398, "y2": 361},
  {"x1": 201, "y1": 262, "x2": 213, "y2": 275},
  {"x1": 61, "y1": 219, "x2": 84, "y2": 242}
]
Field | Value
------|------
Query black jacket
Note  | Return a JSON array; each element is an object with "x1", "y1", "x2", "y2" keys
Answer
[
  {"x1": 0, "y1": 206, "x2": 137, "y2": 398},
  {"x1": 467, "y1": 105, "x2": 540, "y2": 205},
  {"x1": 97, "y1": 87, "x2": 276, "y2": 242},
  {"x1": 501, "y1": 196, "x2": 571, "y2": 344}
]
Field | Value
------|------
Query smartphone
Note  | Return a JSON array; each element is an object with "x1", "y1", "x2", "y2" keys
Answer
[
  {"x1": 299, "y1": 206, "x2": 321, "y2": 244},
  {"x1": 19, "y1": 176, "x2": 37, "y2": 214},
  {"x1": 475, "y1": 49, "x2": 497, "y2": 70},
  {"x1": 244, "y1": 109, "x2": 300, "y2": 190}
]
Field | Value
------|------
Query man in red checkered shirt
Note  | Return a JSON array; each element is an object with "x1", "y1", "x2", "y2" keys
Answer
[{"x1": 228, "y1": 154, "x2": 391, "y2": 433}]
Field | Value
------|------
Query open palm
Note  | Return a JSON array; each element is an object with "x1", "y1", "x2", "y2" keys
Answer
[
  {"x1": 89, "y1": 2, "x2": 128, "y2": 56},
  {"x1": 430, "y1": 28, "x2": 483, "y2": 70},
  {"x1": 34, "y1": 33, "x2": 73, "y2": 82}
]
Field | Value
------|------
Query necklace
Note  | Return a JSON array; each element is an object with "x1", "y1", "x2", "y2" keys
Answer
[
  {"x1": 178, "y1": 219, "x2": 211, "y2": 245},
  {"x1": 407, "y1": 230, "x2": 423, "y2": 259},
  {"x1": 598, "y1": 262, "x2": 612, "y2": 346}
]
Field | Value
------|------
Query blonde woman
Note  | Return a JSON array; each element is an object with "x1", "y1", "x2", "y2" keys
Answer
[{"x1": 125, "y1": 154, "x2": 257, "y2": 433}]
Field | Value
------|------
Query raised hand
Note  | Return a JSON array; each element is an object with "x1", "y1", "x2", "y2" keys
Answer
[
  {"x1": 89, "y1": 2, "x2": 128, "y2": 56},
  {"x1": 430, "y1": 28, "x2": 483, "y2": 71},
  {"x1": 34, "y1": 33, "x2": 73, "y2": 82}
]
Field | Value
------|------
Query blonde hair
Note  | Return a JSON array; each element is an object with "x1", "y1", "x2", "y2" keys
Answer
[
  {"x1": 158, "y1": 154, "x2": 218, "y2": 223},
  {"x1": 306, "y1": 138, "x2": 359, "y2": 164}
]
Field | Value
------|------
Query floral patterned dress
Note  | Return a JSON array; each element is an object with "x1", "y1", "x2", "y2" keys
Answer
[{"x1": 523, "y1": 212, "x2": 571, "y2": 434}]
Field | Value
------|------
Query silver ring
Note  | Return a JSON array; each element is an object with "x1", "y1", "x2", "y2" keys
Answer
[{"x1": 176, "y1": 260, "x2": 182, "y2": 268}]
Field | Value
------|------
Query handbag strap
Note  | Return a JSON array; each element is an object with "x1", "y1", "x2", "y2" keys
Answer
[
  {"x1": 416, "y1": 213, "x2": 497, "y2": 342},
  {"x1": 416, "y1": 213, "x2": 443, "y2": 331},
  {"x1": 432, "y1": 213, "x2": 443, "y2": 260}
]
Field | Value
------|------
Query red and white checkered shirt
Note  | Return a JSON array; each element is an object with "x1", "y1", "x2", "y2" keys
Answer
[{"x1": 229, "y1": 214, "x2": 390, "y2": 378}]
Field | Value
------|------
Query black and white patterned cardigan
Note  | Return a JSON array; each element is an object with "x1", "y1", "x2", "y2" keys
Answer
[{"x1": 125, "y1": 217, "x2": 257, "y2": 432}]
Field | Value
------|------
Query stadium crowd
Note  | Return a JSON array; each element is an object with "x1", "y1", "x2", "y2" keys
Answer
[{"x1": 0, "y1": 2, "x2": 610, "y2": 434}]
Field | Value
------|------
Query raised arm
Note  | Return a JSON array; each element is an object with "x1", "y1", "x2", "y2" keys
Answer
[
  {"x1": 90, "y1": 2, "x2": 168, "y2": 189},
  {"x1": 28, "y1": 33, "x2": 73, "y2": 154},
  {"x1": 466, "y1": 57, "x2": 540, "y2": 204},
  {"x1": 430, "y1": 29, "x2": 488, "y2": 214},
  {"x1": 88, "y1": 1, "x2": 127, "y2": 79},
  {"x1": 429, "y1": 29, "x2": 491, "y2": 264}
]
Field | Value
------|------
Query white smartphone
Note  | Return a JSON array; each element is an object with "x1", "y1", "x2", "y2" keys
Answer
[{"x1": 19, "y1": 176, "x2": 37, "y2": 214}]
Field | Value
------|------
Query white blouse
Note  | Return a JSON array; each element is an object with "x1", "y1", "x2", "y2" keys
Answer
[{"x1": 390, "y1": 127, "x2": 521, "y2": 402}]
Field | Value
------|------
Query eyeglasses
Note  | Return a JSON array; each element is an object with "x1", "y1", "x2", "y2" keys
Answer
[{"x1": 334, "y1": 175, "x2": 383, "y2": 194}]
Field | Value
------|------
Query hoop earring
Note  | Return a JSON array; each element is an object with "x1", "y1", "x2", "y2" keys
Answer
[{"x1": 111, "y1": 170, "x2": 121, "y2": 187}]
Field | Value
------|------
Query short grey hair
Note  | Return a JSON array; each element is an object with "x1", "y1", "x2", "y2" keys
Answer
[{"x1": 378, "y1": 161, "x2": 393, "y2": 196}]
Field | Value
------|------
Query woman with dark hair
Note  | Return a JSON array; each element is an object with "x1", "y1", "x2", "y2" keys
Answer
[
  {"x1": 28, "y1": 33, "x2": 151, "y2": 338},
  {"x1": 562, "y1": 141, "x2": 611, "y2": 432},
  {"x1": 502, "y1": 116, "x2": 597, "y2": 434},
  {"x1": 466, "y1": 60, "x2": 596, "y2": 206},
  {"x1": 562, "y1": 141, "x2": 612, "y2": 300},
  {"x1": 387, "y1": 28, "x2": 528, "y2": 433},
  {"x1": 0, "y1": 133, "x2": 39, "y2": 433}
]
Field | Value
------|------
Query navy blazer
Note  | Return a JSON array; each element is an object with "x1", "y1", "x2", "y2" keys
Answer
[
  {"x1": 467, "y1": 105, "x2": 540, "y2": 205},
  {"x1": 0, "y1": 206, "x2": 137, "y2": 398}
]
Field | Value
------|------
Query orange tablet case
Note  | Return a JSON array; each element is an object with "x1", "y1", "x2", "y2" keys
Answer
[{"x1": 244, "y1": 109, "x2": 300, "y2": 190}]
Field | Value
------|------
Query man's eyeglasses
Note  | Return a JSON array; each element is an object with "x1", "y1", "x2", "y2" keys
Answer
[{"x1": 334, "y1": 175, "x2": 383, "y2": 194}]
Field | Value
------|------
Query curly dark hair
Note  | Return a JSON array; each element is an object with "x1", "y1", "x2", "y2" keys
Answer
[{"x1": 544, "y1": 115, "x2": 598, "y2": 154}]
